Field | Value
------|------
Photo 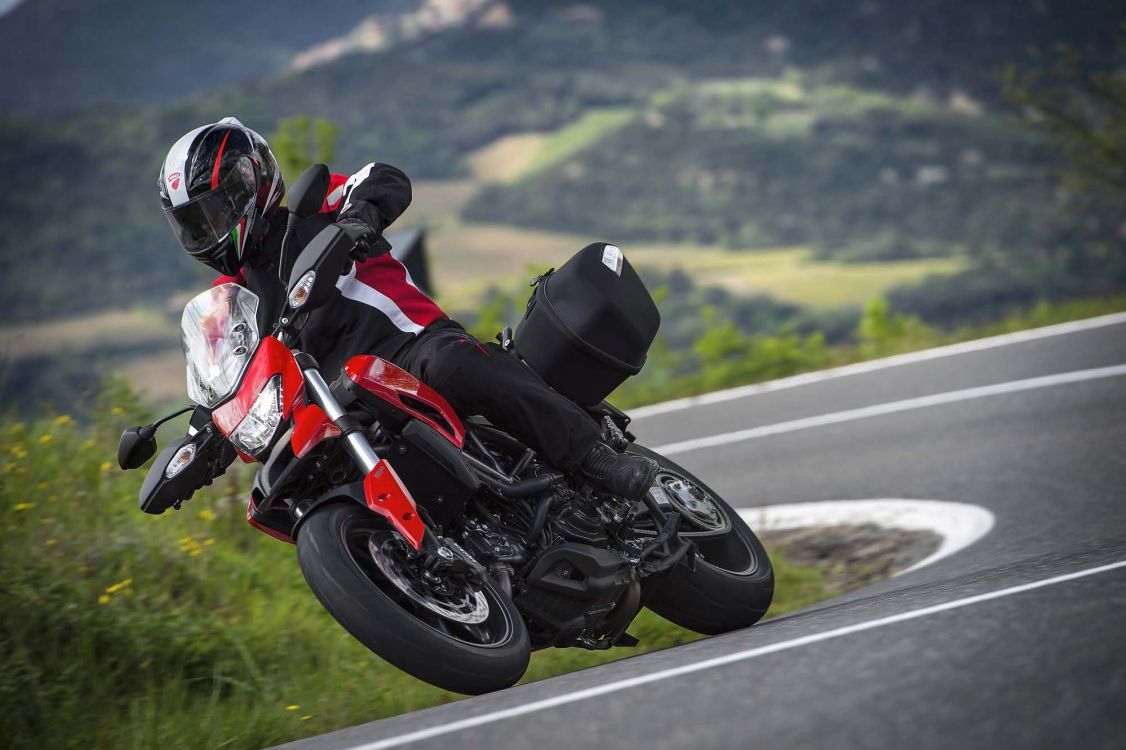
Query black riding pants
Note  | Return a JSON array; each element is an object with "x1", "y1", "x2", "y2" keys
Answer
[{"x1": 390, "y1": 323, "x2": 602, "y2": 471}]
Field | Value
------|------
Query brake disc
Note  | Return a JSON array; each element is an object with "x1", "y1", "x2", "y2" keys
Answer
[{"x1": 368, "y1": 536, "x2": 490, "y2": 624}]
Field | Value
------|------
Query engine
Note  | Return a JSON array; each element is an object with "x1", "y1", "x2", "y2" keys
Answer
[{"x1": 458, "y1": 486, "x2": 643, "y2": 650}]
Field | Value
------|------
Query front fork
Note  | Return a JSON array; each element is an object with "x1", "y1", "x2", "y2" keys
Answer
[
  {"x1": 303, "y1": 366, "x2": 380, "y2": 473},
  {"x1": 300, "y1": 363, "x2": 430, "y2": 550}
]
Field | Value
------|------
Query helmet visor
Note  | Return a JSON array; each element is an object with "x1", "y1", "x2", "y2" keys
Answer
[{"x1": 163, "y1": 157, "x2": 256, "y2": 254}]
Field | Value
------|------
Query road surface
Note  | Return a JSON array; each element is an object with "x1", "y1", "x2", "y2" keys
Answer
[{"x1": 275, "y1": 313, "x2": 1126, "y2": 750}]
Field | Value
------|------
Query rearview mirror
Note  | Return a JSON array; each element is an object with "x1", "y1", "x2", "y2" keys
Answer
[
  {"x1": 288, "y1": 163, "x2": 331, "y2": 219},
  {"x1": 286, "y1": 224, "x2": 353, "y2": 313},
  {"x1": 118, "y1": 426, "x2": 157, "y2": 470}
]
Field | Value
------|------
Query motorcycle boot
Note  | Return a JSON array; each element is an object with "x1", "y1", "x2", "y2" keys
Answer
[{"x1": 579, "y1": 442, "x2": 659, "y2": 502}]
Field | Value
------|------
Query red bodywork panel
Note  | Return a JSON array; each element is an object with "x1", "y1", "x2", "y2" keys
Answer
[
  {"x1": 344, "y1": 355, "x2": 465, "y2": 447},
  {"x1": 291, "y1": 402, "x2": 342, "y2": 459},
  {"x1": 363, "y1": 460, "x2": 426, "y2": 548},
  {"x1": 212, "y1": 336, "x2": 305, "y2": 462},
  {"x1": 246, "y1": 497, "x2": 295, "y2": 544}
]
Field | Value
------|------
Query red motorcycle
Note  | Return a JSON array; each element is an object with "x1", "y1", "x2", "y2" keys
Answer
[{"x1": 119, "y1": 166, "x2": 774, "y2": 694}]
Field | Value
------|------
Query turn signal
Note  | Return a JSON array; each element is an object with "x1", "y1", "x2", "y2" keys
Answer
[{"x1": 288, "y1": 270, "x2": 316, "y2": 309}]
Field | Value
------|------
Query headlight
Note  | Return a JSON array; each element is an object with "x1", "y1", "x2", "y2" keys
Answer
[{"x1": 228, "y1": 375, "x2": 284, "y2": 457}]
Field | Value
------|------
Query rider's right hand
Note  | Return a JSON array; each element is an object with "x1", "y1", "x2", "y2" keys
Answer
[{"x1": 337, "y1": 218, "x2": 381, "y2": 262}]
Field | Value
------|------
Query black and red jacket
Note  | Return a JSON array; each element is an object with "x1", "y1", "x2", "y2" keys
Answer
[{"x1": 214, "y1": 163, "x2": 448, "y2": 376}]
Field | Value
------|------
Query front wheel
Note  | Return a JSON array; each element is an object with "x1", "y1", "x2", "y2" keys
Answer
[
  {"x1": 297, "y1": 503, "x2": 530, "y2": 694},
  {"x1": 630, "y1": 445, "x2": 774, "y2": 634}
]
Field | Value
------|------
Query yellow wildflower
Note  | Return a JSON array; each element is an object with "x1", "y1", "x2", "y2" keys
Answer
[
  {"x1": 203, "y1": 538, "x2": 216, "y2": 546},
  {"x1": 197, "y1": 509, "x2": 217, "y2": 522},
  {"x1": 98, "y1": 594, "x2": 110, "y2": 605},
  {"x1": 299, "y1": 716, "x2": 313, "y2": 721},
  {"x1": 13, "y1": 502, "x2": 34, "y2": 511},
  {"x1": 111, "y1": 407, "x2": 125, "y2": 416},
  {"x1": 35, "y1": 481, "x2": 48, "y2": 490},
  {"x1": 105, "y1": 578, "x2": 133, "y2": 594},
  {"x1": 286, "y1": 705, "x2": 300, "y2": 711},
  {"x1": 100, "y1": 462, "x2": 112, "y2": 473},
  {"x1": 52, "y1": 415, "x2": 73, "y2": 428},
  {"x1": 45, "y1": 539, "x2": 57, "y2": 547},
  {"x1": 38, "y1": 434, "x2": 52, "y2": 445},
  {"x1": 179, "y1": 537, "x2": 204, "y2": 557},
  {"x1": 8, "y1": 422, "x2": 24, "y2": 434}
]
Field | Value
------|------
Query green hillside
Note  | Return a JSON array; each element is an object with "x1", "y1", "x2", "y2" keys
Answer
[
  {"x1": 0, "y1": 0, "x2": 1121, "y2": 324},
  {"x1": 0, "y1": 0, "x2": 416, "y2": 113}
]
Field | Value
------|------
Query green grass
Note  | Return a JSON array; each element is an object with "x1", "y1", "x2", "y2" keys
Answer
[{"x1": 0, "y1": 381, "x2": 828, "y2": 750}]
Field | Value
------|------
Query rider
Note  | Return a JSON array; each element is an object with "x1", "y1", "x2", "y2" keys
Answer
[{"x1": 158, "y1": 117, "x2": 658, "y2": 500}]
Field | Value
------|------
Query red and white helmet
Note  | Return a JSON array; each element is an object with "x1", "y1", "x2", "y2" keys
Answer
[{"x1": 158, "y1": 117, "x2": 284, "y2": 275}]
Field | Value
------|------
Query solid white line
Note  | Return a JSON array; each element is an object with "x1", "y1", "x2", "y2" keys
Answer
[
  {"x1": 652, "y1": 363, "x2": 1126, "y2": 456},
  {"x1": 340, "y1": 559, "x2": 1126, "y2": 750},
  {"x1": 629, "y1": 312, "x2": 1126, "y2": 419}
]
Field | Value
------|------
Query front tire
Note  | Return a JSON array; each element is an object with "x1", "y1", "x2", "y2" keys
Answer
[
  {"x1": 630, "y1": 445, "x2": 775, "y2": 635},
  {"x1": 297, "y1": 503, "x2": 530, "y2": 694}
]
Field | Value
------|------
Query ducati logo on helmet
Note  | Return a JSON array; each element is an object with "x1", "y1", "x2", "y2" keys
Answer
[{"x1": 168, "y1": 171, "x2": 181, "y2": 190}]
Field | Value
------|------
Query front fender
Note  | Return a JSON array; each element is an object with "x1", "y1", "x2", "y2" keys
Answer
[
  {"x1": 291, "y1": 480, "x2": 366, "y2": 539},
  {"x1": 290, "y1": 461, "x2": 426, "y2": 549}
]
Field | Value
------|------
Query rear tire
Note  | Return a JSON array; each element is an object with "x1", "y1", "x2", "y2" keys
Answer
[
  {"x1": 297, "y1": 503, "x2": 530, "y2": 694},
  {"x1": 630, "y1": 445, "x2": 774, "y2": 635}
]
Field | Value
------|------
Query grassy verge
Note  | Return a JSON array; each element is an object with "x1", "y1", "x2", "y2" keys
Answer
[
  {"x1": 610, "y1": 294, "x2": 1126, "y2": 408},
  {"x1": 0, "y1": 383, "x2": 829, "y2": 750}
]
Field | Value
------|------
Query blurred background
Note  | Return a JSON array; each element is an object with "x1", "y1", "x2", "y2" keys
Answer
[{"x1": 0, "y1": 1, "x2": 1122, "y2": 748}]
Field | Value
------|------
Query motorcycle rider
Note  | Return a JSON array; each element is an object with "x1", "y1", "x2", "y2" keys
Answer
[{"x1": 158, "y1": 117, "x2": 658, "y2": 500}]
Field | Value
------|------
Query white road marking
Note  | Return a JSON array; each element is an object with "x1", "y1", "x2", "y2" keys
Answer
[
  {"x1": 652, "y1": 363, "x2": 1126, "y2": 456},
  {"x1": 339, "y1": 560, "x2": 1126, "y2": 750},
  {"x1": 630, "y1": 312, "x2": 1126, "y2": 419},
  {"x1": 738, "y1": 499, "x2": 995, "y2": 575}
]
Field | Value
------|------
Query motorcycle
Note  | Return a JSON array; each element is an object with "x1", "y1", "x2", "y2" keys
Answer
[{"x1": 118, "y1": 165, "x2": 774, "y2": 695}]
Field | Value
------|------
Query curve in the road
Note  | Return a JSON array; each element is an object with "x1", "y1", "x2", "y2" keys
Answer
[{"x1": 738, "y1": 498, "x2": 995, "y2": 574}]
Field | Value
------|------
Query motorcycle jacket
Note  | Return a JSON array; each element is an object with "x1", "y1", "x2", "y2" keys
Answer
[{"x1": 213, "y1": 163, "x2": 448, "y2": 377}]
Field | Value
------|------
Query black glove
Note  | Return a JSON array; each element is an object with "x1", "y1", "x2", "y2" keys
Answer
[{"x1": 337, "y1": 218, "x2": 382, "y2": 262}]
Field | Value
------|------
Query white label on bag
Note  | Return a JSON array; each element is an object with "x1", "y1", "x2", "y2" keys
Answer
[{"x1": 602, "y1": 244, "x2": 624, "y2": 276}]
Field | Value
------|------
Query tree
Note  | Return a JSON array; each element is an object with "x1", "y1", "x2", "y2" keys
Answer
[
  {"x1": 1003, "y1": 29, "x2": 1126, "y2": 197},
  {"x1": 269, "y1": 116, "x2": 341, "y2": 183}
]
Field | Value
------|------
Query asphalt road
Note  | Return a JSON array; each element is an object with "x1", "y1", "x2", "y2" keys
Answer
[{"x1": 275, "y1": 313, "x2": 1126, "y2": 750}]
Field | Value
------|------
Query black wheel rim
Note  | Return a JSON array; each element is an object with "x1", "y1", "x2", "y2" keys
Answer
[
  {"x1": 338, "y1": 515, "x2": 515, "y2": 648},
  {"x1": 639, "y1": 467, "x2": 761, "y2": 576}
]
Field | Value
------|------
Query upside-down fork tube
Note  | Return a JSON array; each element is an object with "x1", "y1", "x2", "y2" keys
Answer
[{"x1": 302, "y1": 365, "x2": 426, "y2": 548}]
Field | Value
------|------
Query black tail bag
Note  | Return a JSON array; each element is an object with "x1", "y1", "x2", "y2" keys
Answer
[{"x1": 516, "y1": 242, "x2": 660, "y2": 405}]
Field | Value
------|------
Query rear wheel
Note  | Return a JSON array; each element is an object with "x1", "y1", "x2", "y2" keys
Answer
[
  {"x1": 630, "y1": 445, "x2": 774, "y2": 634},
  {"x1": 297, "y1": 503, "x2": 530, "y2": 694}
]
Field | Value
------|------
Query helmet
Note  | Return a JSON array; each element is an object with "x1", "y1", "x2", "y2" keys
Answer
[{"x1": 158, "y1": 117, "x2": 284, "y2": 275}]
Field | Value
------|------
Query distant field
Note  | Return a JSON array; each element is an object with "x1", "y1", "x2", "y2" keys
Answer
[
  {"x1": 463, "y1": 108, "x2": 634, "y2": 185},
  {"x1": 672, "y1": 247, "x2": 967, "y2": 309},
  {"x1": 525, "y1": 108, "x2": 635, "y2": 173},
  {"x1": 426, "y1": 222, "x2": 966, "y2": 311},
  {"x1": 0, "y1": 308, "x2": 177, "y2": 360},
  {"x1": 465, "y1": 135, "x2": 547, "y2": 182}
]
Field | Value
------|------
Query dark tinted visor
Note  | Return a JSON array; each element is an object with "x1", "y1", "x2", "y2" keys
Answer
[{"x1": 163, "y1": 158, "x2": 256, "y2": 254}]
